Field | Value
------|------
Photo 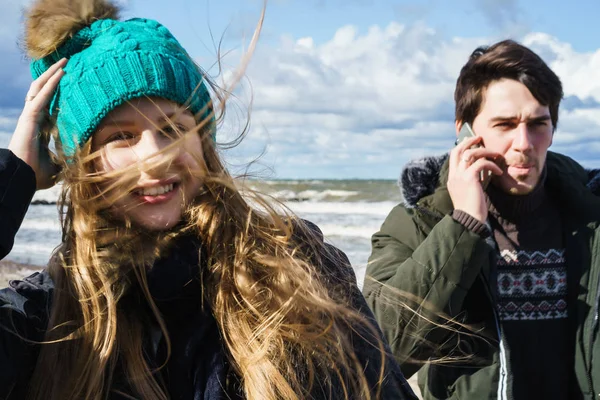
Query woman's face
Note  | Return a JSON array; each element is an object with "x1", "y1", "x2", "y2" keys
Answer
[{"x1": 91, "y1": 97, "x2": 204, "y2": 231}]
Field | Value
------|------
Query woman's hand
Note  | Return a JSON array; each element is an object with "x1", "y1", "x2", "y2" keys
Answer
[{"x1": 8, "y1": 58, "x2": 67, "y2": 190}]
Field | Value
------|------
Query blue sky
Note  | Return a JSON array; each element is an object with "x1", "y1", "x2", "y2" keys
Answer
[{"x1": 2, "y1": 0, "x2": 600, "y2": 178}]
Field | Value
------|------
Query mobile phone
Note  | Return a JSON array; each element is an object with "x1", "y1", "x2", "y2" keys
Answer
[
  {"x1": 456, "y1": 122, "x2": 492, "y2": 189},
  {"x1": 456, "y1": 122, "x2": 479, "y2": 146}
]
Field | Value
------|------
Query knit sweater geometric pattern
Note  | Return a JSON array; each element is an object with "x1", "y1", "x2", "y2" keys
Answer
[
  {"x1": 486, "y1": 170, "x2": 571, "y2": 400},
  {"x1": 496, "y1": 248, "x2": 567, "y2": 321}
]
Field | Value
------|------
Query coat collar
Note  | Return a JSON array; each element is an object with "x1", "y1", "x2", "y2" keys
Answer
[
  {"x1": 398, "y1": 152, "x2": 453, "y2": 215},
  {"x1": 399, "y1": 151, "x2": 600, "y2": 220}
]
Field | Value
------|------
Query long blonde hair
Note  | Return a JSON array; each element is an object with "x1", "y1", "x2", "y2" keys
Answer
[{"x1": 24, "y1": 1, "x2": 390, "y2": 399}]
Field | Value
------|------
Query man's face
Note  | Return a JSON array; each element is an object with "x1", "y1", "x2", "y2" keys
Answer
[{"x1": 464, "y1": 78, "x2": 554, "y2": 195}]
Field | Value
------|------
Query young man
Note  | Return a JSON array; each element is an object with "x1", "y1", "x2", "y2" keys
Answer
[{"x1": 363, "y1": 40, "x2": 600, "y2": 399}]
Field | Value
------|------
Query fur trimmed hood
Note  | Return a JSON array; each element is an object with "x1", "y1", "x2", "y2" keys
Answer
[
  {"x1": 399, "y1": 154, "x2": 448, "y2": 208},
  {"x1": 399, "y1": 153, "x2": 600, "y2": 208}
]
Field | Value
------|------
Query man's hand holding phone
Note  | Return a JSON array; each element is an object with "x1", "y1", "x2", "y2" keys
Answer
[{"x1": 448, "y1": 125, "x2": 503, "y2": 224}]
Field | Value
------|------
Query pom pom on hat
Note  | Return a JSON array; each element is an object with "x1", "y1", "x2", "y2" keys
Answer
[{"x1": 26, "y1": 0, "x2": 215, "y2": 157}]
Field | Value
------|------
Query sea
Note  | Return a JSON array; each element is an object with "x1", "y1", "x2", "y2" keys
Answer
[{"x1": 7, "y1": 179, "x2": 403, "y2": 288}]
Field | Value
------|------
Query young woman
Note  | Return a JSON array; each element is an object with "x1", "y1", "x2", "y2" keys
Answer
[{"x1": 0, "y1": 0, "x2": 416, "y2": 399}]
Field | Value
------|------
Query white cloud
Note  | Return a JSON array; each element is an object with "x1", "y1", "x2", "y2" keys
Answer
[
  {"x1": 524, "y1": 33, "x2": 600, "y2": 100},
  {"x1": 2, "y1": 13, "x2": 600, "y2": 177},
  {"x1": 209, "y1": 23, "x2": 600, "y2": 178},
  {"x1": 520, "y1": 33, "x2": 600, "y2": 165}
]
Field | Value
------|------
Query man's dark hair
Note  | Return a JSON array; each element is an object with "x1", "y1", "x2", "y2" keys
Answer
[{"x1": 455, "y1": 39, "x2": 563, "y2": 129}]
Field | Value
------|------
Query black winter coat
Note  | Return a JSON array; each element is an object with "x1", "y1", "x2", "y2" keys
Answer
[{"x1": 0, "y1": 149, "x2": 416, "y2": 399}]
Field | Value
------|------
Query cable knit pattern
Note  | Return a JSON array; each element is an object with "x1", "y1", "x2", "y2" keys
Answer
[{"x1": 30, "y1": 18, "x2": 214, "y2": 156}]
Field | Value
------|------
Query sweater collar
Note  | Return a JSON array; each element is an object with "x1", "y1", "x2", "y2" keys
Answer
[{"x1": 486, "y1": 165, "x2": 548, "y2": 223}]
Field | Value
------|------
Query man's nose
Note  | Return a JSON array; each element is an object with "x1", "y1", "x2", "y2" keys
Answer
[{"x1": 512, "y1": 123, "x2": 534, "y2": 152}]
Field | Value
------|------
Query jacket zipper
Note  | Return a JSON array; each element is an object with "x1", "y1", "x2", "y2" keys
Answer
[
  {"x1": 479, "y1": 223, "x2": 511, "y2": 400},
  {"x1": 479, "y1": 273, "x2": 510, "y2": 400},
  {"x1": 583, "y1": 228, "x2": 600, "y2": 397},
  {"x1": 586, "y1": 277, "x2": 600, "y2": 396}
]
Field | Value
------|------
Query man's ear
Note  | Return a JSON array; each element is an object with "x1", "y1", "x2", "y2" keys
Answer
[{"x1": 455, "y1": 120, "x2": 462, "y2": 137}]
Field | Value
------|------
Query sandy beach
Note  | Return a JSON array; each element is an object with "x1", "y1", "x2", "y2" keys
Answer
[{"x1": 0, "y1": 259, "x2": 43, "y2": 287}]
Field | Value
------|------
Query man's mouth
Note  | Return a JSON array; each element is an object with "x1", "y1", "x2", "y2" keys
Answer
[{"x1": 510, "y1": 164, "x2": 534, "y2": 169}]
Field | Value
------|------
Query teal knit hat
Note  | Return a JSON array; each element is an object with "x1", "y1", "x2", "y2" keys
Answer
[{"x1": 30, "y1": 18, "x2": 215, "y2": 157}]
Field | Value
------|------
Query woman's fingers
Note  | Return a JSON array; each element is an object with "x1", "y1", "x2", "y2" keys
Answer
[
  {"x1": 9, "y1": 58, "x2": 67, "y2": 190},
  {"x1": 23, "y1": 59, "x2": 67, "y2": 117}
]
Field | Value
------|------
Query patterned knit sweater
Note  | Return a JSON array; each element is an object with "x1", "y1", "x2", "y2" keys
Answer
[{"x1": 486, "y1": 171, "x2": 571, "y2": 399}]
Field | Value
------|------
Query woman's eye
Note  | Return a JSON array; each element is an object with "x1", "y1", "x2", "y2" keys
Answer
[
  {"x1": 106, "y1": 131, "x2": 135, "y2": 143},
  {"x1": 161, "y1": 124, "x2": 187, "y2": 137}
]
